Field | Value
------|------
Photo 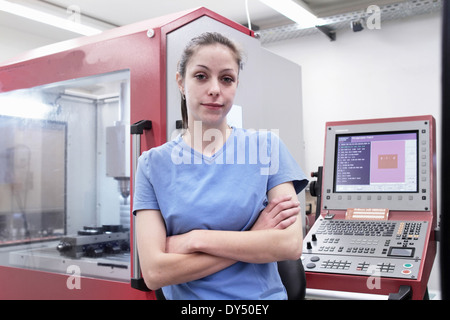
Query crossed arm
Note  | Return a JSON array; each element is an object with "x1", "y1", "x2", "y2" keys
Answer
[{"x1": 135, "y1": 182, "x2": 303, "y2": 291}]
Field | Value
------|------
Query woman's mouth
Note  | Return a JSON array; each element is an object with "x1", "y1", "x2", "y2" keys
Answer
[{"x1": 201, "y1": 103, "x2": 224, "y2": 110}]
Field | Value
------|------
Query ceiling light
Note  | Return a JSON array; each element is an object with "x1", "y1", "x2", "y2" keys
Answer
[
  {"x1": 0, "y1": 0, "x2": 102, "y2": 36},
  {"x1": 259, "y1": 0, "x2": 322, "y2": 28}
]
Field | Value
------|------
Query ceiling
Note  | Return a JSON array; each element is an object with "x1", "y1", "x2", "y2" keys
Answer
[
  {"x1": 0, "y1": 0, "x2": 442, "y2": 43},
  {"x1": 300, "y1": 0, "x2": 405, "y2": 17},
  {"x1": 32, "y1": 0, "x2": 412, "y2": 28}
]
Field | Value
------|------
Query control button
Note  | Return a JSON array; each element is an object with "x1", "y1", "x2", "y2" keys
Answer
[
  {"x1": 401, "y1": 269, "x2": 412, "y2": 275},
  {"x1": 306, "y1": 242, "x2": 312, "y2": 250},
  {"x1": 306, "y1": 263, "x2": 316, "y2": 269},
  {"x1": 311, "y1": 256, "x2": 320, "y2": 262},
  {"x1": 403, "y1": 263, "x2": 413, "y2": 269},
  {"x1": 311, "y1": 234, "x2": 317, "y2": 242}
]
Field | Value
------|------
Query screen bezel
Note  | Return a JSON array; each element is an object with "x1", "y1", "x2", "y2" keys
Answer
[{"x1": 333, "y1": 130, "x2": 419, "y2": 194}]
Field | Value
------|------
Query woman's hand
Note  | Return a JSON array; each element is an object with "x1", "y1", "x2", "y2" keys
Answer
[
  {"x1": 251, "y1": 195, "x2": 300, "y2": 231},
  {"x1": 165, "y1": 232, "x2": 193, "y2": 254}
]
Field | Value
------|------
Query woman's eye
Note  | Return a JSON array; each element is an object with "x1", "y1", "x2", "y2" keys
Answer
[
  {"x1": 222, "y1": 76, "x2": 235, "y2": 84},
  {"x1": 194, "y1": 74, "x2": 207, "y2": 80}
]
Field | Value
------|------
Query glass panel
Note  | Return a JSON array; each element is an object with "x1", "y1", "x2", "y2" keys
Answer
[{"x1": 0, "y1": 70, "x2": 131, "y2": 282}]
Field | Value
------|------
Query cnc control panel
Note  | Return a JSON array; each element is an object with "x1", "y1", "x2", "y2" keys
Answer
[
  {"x1": 303, "y1": 116, "x2": 436, "y2": 299},
  {"x1": 302, "y1": 218, "x2": 428, "y2": 279}
]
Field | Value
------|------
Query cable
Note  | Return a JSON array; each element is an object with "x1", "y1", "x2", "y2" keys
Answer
[{"x1": 245, "y1": 0, "x2": 252, "y2": 30}]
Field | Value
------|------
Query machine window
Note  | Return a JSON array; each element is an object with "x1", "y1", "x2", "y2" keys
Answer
[{"x1": 0, "y1": 70, "x2": 131, "y2": 282}]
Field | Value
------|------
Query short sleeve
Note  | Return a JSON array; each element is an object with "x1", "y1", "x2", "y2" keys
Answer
[
  {"x1": 132, "y1": 151, "x2": 160, "y2": 214},
  {"x1": 266, "y1": 132, "x2": 308, "y2": 194}
]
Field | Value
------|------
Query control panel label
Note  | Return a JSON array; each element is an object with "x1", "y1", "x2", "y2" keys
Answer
[{"x1": 346, "y1": 208, "x2": 389, "y2": 220}]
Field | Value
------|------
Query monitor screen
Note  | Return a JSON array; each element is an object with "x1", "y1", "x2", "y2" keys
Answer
[{"x1": 334, "y1": 131, "x2": 418, "y2": 193}]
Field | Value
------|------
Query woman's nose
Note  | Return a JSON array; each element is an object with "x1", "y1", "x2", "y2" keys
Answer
[{"x1": 208, "y1": 79, "x2": 220, "y2": 96}]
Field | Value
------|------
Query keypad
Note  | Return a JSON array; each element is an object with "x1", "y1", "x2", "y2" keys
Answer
[
  {"x1": 315, "y1": 220, "x2": 396, "y2": 237},
  {"x1": 377, "y1": 262, "x2": 395, "y2": 273},
  {"x1": 396, "y1": 222, "x2": 422, "y2": 240},
  {"x1": 355, "y1": 262, "x2": 395, "y2": 273},
  {"x1": 303, "y1": 219, "x2": 427, "y2": 279},
  {"x1": 320, "y1": 259, "x2": 351, "y2": 270}
]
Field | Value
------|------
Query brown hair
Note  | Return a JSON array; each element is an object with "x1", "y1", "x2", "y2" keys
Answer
[{"x1": 177, "y1": 32, "x2": 244, "y2": 129}]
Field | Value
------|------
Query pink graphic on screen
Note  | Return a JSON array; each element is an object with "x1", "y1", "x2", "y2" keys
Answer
[{"x1": 370, "y1": 140, "x2": 405, "y2": 183}]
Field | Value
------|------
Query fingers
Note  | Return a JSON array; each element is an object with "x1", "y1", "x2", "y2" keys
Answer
[
  {"x1": 264, "y1": 194, "x2": 293, "y2": 213},
  {"x1": 271, "y1": 206, "x2": 300, "y2": 229},
  {"x1": 266, "y1": 197, "x2": 300, "y2": 220},
  {"x1": 275, "y1": 215, "x2": 298, "y2": 230},
  {"x1": 252, "y1": 194, "x2": 301, "y2": 231}
]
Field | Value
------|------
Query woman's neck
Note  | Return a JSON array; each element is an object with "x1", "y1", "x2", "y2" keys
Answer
[{"x1": 183, "y1": 121, "x2": 232, "y2": 157}]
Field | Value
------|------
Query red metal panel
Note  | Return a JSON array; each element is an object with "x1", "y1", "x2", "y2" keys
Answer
[{"x1": 0, "y1": 266, "x2": 153, "y2": 300}]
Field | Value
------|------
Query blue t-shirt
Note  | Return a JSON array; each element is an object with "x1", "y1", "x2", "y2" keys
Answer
[{"x1": 133, "y1": 127, "x2": 308, "y2": 299}]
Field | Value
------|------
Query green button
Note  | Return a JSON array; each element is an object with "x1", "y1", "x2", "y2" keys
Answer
[{"x1": 403, "y1": 263, "x2": 413, "y2": 268}]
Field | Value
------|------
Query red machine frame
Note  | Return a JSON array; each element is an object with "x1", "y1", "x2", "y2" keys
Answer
[
  {"x1": 0, "y1": 7, "x2": 253, "y2": 300},
  {"x1": 306, "y1": 115, "x2": 437, "y2": 300}
]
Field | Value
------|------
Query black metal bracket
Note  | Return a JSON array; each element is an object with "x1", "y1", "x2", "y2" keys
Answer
[
  {"x1": 435, "y1": 227, "x2": 441, "y2": 242},
  {"x1": 131, "y1": 278, "x2": 150, "y2": 292},
  {"x1": 130, "y1": 120, "x2": 152, "y2": 135},
  {"x1": 316, "y1": 25, "x2": 336, "y2": 41},
  {"x1": 388, "y1": 285, "x2": 412, "y2": 300},
  {"x1": 309, "y1": 166, "x2": 323, "y2": 221}
]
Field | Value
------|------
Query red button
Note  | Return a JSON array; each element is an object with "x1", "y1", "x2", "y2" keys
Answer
[{"x1": 401, "y1": 269, "x2": 412, "y2": 275}]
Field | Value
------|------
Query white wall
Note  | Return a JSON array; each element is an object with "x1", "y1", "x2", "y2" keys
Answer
[
  {"x1": 264, "y1": 12, "x2": 442, "y2": 298},
  {"x1": 264, "y1": 12, "x2": 441, "y2": 177}
]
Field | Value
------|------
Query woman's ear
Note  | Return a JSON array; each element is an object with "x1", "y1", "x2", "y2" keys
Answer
[{"x1": 176, "y1": 72, "x2": 185, "y2": 96}]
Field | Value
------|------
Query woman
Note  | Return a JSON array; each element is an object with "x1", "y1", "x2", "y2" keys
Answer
[{"x1": 133, "y1": 32, "x2": 308, "y2": 299}]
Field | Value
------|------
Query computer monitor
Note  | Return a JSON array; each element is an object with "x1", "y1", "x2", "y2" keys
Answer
[
  {"x1": 322, "y1": 116, "x2": 434, "y2": 212},
  {"x1": 334, "y1": 131, "x2": 418, "y2": 193}
]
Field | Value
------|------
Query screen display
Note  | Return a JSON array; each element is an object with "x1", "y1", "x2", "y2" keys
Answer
[
  {"x1": 334, "y1": 131, "x2": 418, "y2": 193},
  {"x1": 388, "y1": 247, "x2": 415, "y2": 257}
]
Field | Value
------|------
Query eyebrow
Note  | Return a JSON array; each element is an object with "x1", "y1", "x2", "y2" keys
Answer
[{"x1": 195, "y1": 65, "x2": 237, "y2": 73}]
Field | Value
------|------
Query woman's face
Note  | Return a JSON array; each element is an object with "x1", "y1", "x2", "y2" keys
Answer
[{"x1": 177, "y1": 44, "x2": 239, "y2": 129}]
